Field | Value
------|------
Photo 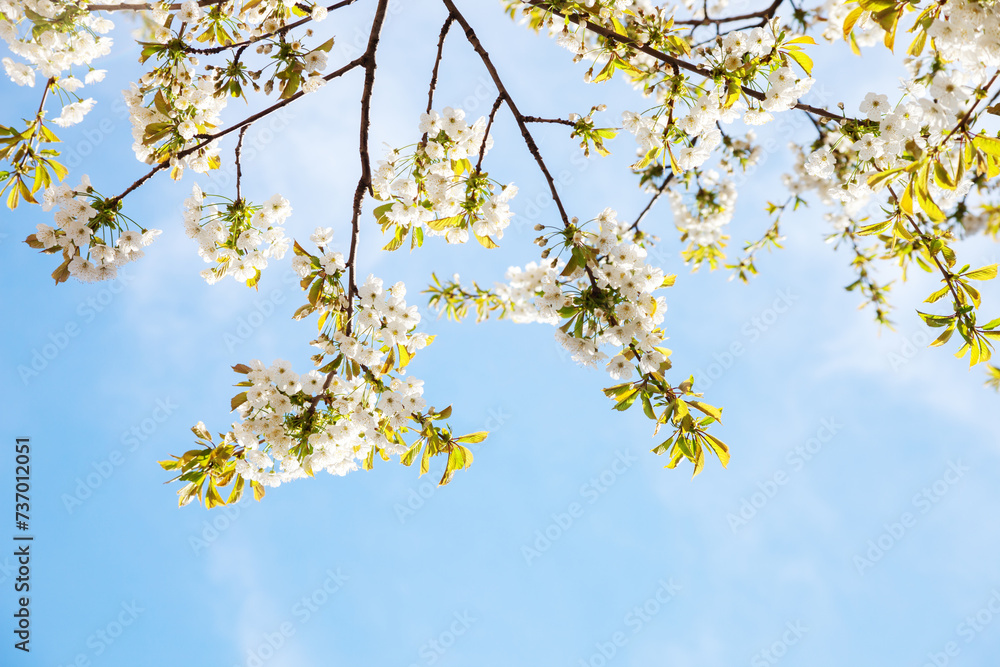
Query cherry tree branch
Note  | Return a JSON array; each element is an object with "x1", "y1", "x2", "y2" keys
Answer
[
  {"x1": 107, "y1": 56, "x2": 365, "y2": 206},
  {"x1": 524, "y1": 115, "x2": 575, "y2": 126},
  {"x1": 476, "y1": 95, "x2": 505, "y2": 173},
  {"x1": 443, "y1": 0, "x2": 571, "y2": 227},
  {"x1": 234, "y1": 125, "x2": 248, "y2": 204},
  {"x1": 673, "y1": 0, "x2": 784, "y2": 25},
  {"x1": 86, "y1": 0, "x2": 228, "y2": 11},
  {"x1": 629, "y1": 172, "x2": 675, "y2": 232},
  {"x1": 519, "y1": 0, "x2": 846, "y2": 123},
  {"x1": 347, "y1": 0, "x2": 391, "y2": 301},
  {"x1": 303, "y1": 0, "x2": 390, "y2": 432},
  {"x1": 184, "y1": 0, "x2": 362, "y2": 56},
  {"x1": 426, "y1": 16, "x2": 455, "y2": 115}
]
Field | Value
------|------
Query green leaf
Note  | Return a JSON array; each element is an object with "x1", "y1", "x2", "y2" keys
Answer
[
  {"x1": 382, "y1": 225, "x2": 405, "y2": 251},
  {"x1": 427, "y1": 215, "x2": 463, "y2": 231},
  {"x1": 924, "y1": 285, "x2": 950, "y2": 304},
  {"x1": 963, "y1": 264, "x2": 998, "y2": 281},
  {"x1": 439, "y1": 445, "x2": 473, "y2": 486},
  {"x1": 227, "y1": 475, "x2": 245, "y2": 504},
  {"x1": 929, "y1": 326, "x2": 955, "y2": 347},
  {"x1": 454, "y1": 431, "x2": 488, "y2": 444},
  {"x1": 474, "y1": 234, "x2": 500, "y2": 249},
  {"x1": 614, "y1": 389, "x2": 639, "y2": 411},
  {"x1": 591, "y1": 58, "x2": 617, "y2": 83},
  {"x1": 191, "y1": 421, "x2": 213, "y2": 442},
  {"x1": 784, "y1": 48, "x2": 813, "y2": 75},
  {"x1": 231, "y1": 391, "x2": 248, "y2": 411},
  {"x1": 204, "y1": 481, "x2": 225, "y2": 509},
  {"x1": 856, "y1": 219, "x2": 892, "y2": 236},
  {"x1": 641, "y1": 392, "x2": 655, "y2": 420},
  {"x1": 688, "y1": 401, "x2": 722, "y2": 422},
  {"x1": 703, "y1": 433, "x2": 730, "y2": 467}
]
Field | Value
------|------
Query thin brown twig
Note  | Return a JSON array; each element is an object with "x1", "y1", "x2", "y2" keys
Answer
[
  {"x1": 523, "y1": 115, "x2": 575, "y2": 126},
  {"x1": 302, "y1": 0, "x2": 390, "y2": 432},
  {"x1": 185, "y1": 0, "x2": 361, "y2": 55},
  {"x1": 673, "y1": 0, "x2": 784, "y2": 25},
  {"x1": 234, "y1": 125, "x2": 248, "y2": 204},
  {"x1": 86, "y1": 0, "x2": 227, "y2": 11},
  {"x1": 476, "y1": 94, "x2": 505, "y2": 173},
  {"x1": 426, "y1": 16, "x2": 455, "y2": 116},
  {"x1": 443, "y1": 0, "x2": 571, "y2": 227},
  {"x1": 108, "y1": 56, "x2": 365, "y2": 206},
  {"x1": 521, "y1": 0, "x2": 845, "y2": 122},
  {"x1": 629, "y1": 172, "x2": 675, "y2": 232},
  {"x1": 943, "y1": 70, "x2": 1000, "y2": 144}
]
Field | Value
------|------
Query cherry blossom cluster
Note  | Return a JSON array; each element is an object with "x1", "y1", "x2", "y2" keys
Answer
[
  {"x1": 231, "y1": 359, "x2": 430, "y2": 487},
  {"x1": 234, "y1": 233, "x2": 437, "y2": 485},
  {"x1": 0, "y1": 0, "x2": 115, "y2": 126},
  {"x1": 123, "y1": 72, "x2": 226, "y2": 176},
  {"x1": 183, "y1": 185, "x2": 291, "y2": 286},
  {"x1": 164, "y1": 229, "x2": 480, "y2": 506},
  {"x1": 447, "y1": 208, "x2": 673, "y2": 379},
  {"x1": 619, "y1": 27, "x2": 814, "y2": 177},
  {"x1": 26, "y1": 176, "x2": 161, "y2": 283},
  {"x1": 372, "y1": 107, "x2": 517, "y2": 248},
  {"x1": 668, "y1": 171, "x2": 736, "y2": 265},
  {"x1": 427, "y1": 205, "x2": 728, "y2": 474}
]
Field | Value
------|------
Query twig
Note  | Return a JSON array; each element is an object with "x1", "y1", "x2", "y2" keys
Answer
[
  {"x1": 303, "y1": 0, "x2": 390, "y2": 433},
  {"x1": 185, "y1": 0, "x2": 361, "y2": 56},
  {"x1": 674, "y1": 0, "x2": 784, "y2": 25},
  {"x1": 524, "y1": 115, "x2": 575, "y2": 126},
  {"x1": 107, "y1": 56, "x2": 365, "y2": 206},
  {"x1": 426, "y1": 16, "x2": 455, "y2": 116},
  {"x1": 476, "y1": 95, "x2": 505, "y2": 173},
  {"x1": 629, "y1": 172, "x2": 675, "y2": 232},
  {"x1": 234, "y1": 125, "x2": 248, "y2": 204},
  {"x1": 521, "y1": 0, "x2": 846, "y2": 123},
  {"x1": 443, "y1": 0, "x2": 571, "y2": 227}
]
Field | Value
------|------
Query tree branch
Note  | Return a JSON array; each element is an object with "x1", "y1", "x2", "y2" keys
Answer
[
  {"x1": 234, "y1": 125, "x2": 248, "y2": 204},
  {"x1": 476, "y1": 94, "x2": 505, "y2": 173},
  {"x1": 629, "y1": 172, "x2": 675, "y2": 232},
  {"x1": 302, "y1": 0, "x2": 390, "y2": 434},
  {"x1": 426, "y1": 16, "x2": 455, "y2": 116},
  {"x1": 184, "y1": 0, "x2": 361, "y2": 56},
  {"x1": 107, "y1": 56, "x2": 365, "y2": 206},
  {"x1": 524, "y1": 115, "x2": 575, "y2": 126},
  {"x1": 443, "y1": 0, "x2": 571, "y2": 227},
  {"x1": 520, "y1": 0, "x2": 845, "y2": 122},
  {"x1": 673, "y1": 0, "x2": 784, "y2": 25}
]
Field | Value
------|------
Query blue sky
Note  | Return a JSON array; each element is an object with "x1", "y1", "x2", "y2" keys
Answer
[{"x1": 2, "y1": 1, "x2": 1000, "y2": 666}]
